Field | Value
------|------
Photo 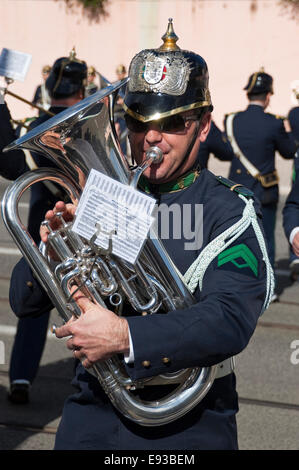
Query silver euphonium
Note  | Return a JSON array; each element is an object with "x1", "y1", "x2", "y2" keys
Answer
[{"x1": 1, "y1": 79, "x2": 217, "y2": 426}]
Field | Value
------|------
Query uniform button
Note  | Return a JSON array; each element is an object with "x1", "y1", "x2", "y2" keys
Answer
[
  {"x1": 142, "y1": 360, "x2": 151, "y2": 368},
  {"x1": 26, "y1": 281, "x2": 33, "y2": 288},
  {"x1": 237, "y1": 169, "x2": 242, "y2": 174},
  {"x1": 162, "y1": 357, "x2": 171, "y2": 364}
]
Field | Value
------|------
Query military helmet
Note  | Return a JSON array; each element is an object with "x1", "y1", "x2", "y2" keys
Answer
[
  {"x1": 46, "y1": 48, "x2": 87, "y2": 99},
  {"x1": 42, "y1": 65, "x2": 51, "y2": 74},
  {"x1": 116, "y1": 64, "x2": 127, "y2": 75},
  {"x1": 124, "y1": 19, "x2": 213, "y2": 123},
  {"x1": 244, "y1": 68, "x2": 274, "y2": 95},
  {"x1": 293, "y1": 87, "x2": 299, "y2": 101},
  {"x1": 88, "y1": 66, "x2": 96, "y2": 76}
]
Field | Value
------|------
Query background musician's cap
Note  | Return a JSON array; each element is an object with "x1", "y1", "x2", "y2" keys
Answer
[
  {"x1": 46, "y1": 47, "x2": 87, "y2": 99},
  {"x1": 42, "y1": 65, "x2": 51, "y2": 75},
  {"x1": 244, "y1": 68, "x2": 274, "y2": 95}
]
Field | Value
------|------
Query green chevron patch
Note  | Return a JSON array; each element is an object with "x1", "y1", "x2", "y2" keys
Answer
[{"x1": 217, "y1": 243, "x2": 258, "y2": 277}]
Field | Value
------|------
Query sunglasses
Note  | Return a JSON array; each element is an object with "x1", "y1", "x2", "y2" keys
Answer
[{"x1": 124, "y1": 113, "x2": 200, "y2": 134}]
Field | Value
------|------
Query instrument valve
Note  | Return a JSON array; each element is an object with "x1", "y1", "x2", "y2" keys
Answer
[{"x1": 41, "y1": 220, "x2": 53, "y2": 233}]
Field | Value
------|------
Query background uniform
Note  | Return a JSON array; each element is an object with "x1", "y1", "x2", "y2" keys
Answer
[
  {"x1": 225, "y1": 104, "x2": 296, "y2": 269},
  {"x1": 197, "y1": 120, "x2": 234, "y2": 169},
  {"x1": 288, "y1": 105, "x2": 299, "y2": 145},
  {"x1": 0, "y1": 103, "x2": 66, "y2": 401},
  {"x1": 1, "y1": 50, "x2": 87, "y2": 403},
  {"x1": 283, "y1": 154, "x2": 299, "y2": 250},
  {"x1": 0, "y1": 103, "x2": 28, "y2": 179},
  {"x1": 287, "y1": 103, "x2": 299, "y2": 276}
]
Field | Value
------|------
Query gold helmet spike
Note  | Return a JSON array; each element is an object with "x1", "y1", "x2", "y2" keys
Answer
[
  {"x1": 69, "y1": 47, "x2": 77, "y2": 61},
  {"x1": 159, "y1": 18, "x2": 180, "y2": 52}
]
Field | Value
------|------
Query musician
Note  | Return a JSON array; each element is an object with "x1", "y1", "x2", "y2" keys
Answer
[
  {"x1": 283, "y1": 153, "x2": 299, "y2": 260},
  {"x1": 288, "y1": 89, "x2": 299, "y2": 144},
  {"x1": 12, "y1": 20, "x2": 272, "y2": 449},
  {"x1": 224, "y1": 70, "x2": 297, "y2": 301},
  {"x1": 113, "y1": 64, "x2": 128, "y2": 156},
  {"x1": 85, "y1": 65, "x2": 98, "y2": 96},
  {"x1": 32, "y1": 65, "x2": 52, "y2": 114},
  {"x1": 196, "y1": 120, "x2": 234, "y2": 168},
  {"x1": 285, "y1": 89, "x2": 299, "y2": 279},
  {"x1": 115, "y1": 64, "x2": 127, "y2": 101},
  {"x1": 1, "y1": 52, "x2": 87, "y2": 404},
  {"x1": 0, "y1": 100, "x2": 28, "y2": 179}
]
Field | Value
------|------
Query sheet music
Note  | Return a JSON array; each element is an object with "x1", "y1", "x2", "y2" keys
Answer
[
  {"x1": 0, "y1": 48, "x2": 32, "y2": 82},
  {"x1": 72, "y1": 169, "x2": 156, "y2": 264}
]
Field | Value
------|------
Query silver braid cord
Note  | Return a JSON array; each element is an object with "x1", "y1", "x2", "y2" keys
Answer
[{"x1": 183, "y1": 195, "x2": 274, "y2": 315}]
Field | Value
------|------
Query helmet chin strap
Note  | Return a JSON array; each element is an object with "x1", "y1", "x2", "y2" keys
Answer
[{"x1": 171, "y1": 119, "x2": 201, "y2": 177}]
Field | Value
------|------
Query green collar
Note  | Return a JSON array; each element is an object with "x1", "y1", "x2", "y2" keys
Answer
[{"x1": 138, "y1": 166, "x2": 201, "y2": 194}]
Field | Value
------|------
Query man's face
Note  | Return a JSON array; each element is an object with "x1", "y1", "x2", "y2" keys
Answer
[
  {"x1": 88, "y1": 73, "x2": 95, "y2": 84},
  {"x1": 127, "y1": 111, "x2": 211, "y2": 184}
]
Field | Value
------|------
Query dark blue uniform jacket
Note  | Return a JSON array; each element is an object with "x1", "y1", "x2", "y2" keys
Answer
[
  {"x1": 225, "y1": 104, "x2": 297, "y2": 205},
  {"x1": 1, "y1": 103, "x2": 67, "y2": 318},
  {"x1": 283, "y1": 154, "x2": 299, "y2": 241},
  {"x1": 288, "y1": 106, "x2": 299, "y2": 144},
  {"x1": 0, "y1": 103, "x2": 28, "y2": 180},
  {"x1": 1, "y1": 103, "x2": 66, "y2": 242},
  {"x1": 197, "y1": 120, "x2": 234, "y2": 169},
  {"x1": 9, "y1": 169, "x2": 268, "y2": 450}
]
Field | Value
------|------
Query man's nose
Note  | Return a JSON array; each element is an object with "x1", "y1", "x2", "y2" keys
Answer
[{"x1": 145, "y1": 126, "x2": 163, "y2": 143}]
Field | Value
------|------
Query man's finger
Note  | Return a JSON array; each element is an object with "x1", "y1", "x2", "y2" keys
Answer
[
  {"x1": 82, "y1": 357, "x2": 93, "y2": 369},
  {"x1": 55, "y1": 320, "x2": 74, "y2": 339},
  {"x1": 75, "y1": 294, "x2": 94, "y2": 313},
  {"x1": 70, "y1": 286, "x2": 94, "y2": 313}
]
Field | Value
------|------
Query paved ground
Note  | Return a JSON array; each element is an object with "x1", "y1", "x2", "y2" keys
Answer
[{"x1": 0, "y1": 154, "x2": 298, "y2": 451}]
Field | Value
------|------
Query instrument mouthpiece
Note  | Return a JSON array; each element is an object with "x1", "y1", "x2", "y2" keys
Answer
[{"x1": 145, "y1": 146, "x2": 163, "y2": 164}]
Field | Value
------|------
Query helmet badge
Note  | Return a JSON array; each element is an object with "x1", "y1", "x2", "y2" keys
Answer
[{"x1": 143, "y1": 57, "x2": 167, "y2": 85}]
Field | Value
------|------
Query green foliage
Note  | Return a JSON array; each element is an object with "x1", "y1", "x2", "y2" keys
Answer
[
  {"x1": 73, "y1": 0, "x2": 108, "y2": 11},
  {"x1": 280, "y1": 0, "x2": 299, "y2": 17},
  {"x1": 58, "y1": 0, "x2": 110, "y2": 22}
]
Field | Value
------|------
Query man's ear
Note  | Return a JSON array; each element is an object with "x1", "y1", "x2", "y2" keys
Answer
[
  {"x1": 199, "y1": 112, "x2": 212, "y2": 143},
  {"x1": 264, "y1": 92, "x2": 271, "y2": 108}
]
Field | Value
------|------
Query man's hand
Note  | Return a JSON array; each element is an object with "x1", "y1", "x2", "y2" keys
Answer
[
  {"x1": 40, "y1": 200, "x2": 77, "y2": 244},
  {"x1": 284, "y1": 118, "x2": 292, "y2": 133},
  {"x1": 292, "y1": 232, "x2": 299, "y2": 257},
  {"x1": 54, "y1": 288, "x2": 130, "y2": 369}
]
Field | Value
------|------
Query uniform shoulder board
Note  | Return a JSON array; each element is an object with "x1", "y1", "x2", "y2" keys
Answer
[
  {"x1": 225, "y1": 111, "x2": 239, "y2": 118},
  {"x1": 215, "y1": 175, "x2": 254, "y2": 198},
  {"x1": 266, "y1": 112, "x2": 285, "y2": 120}
]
